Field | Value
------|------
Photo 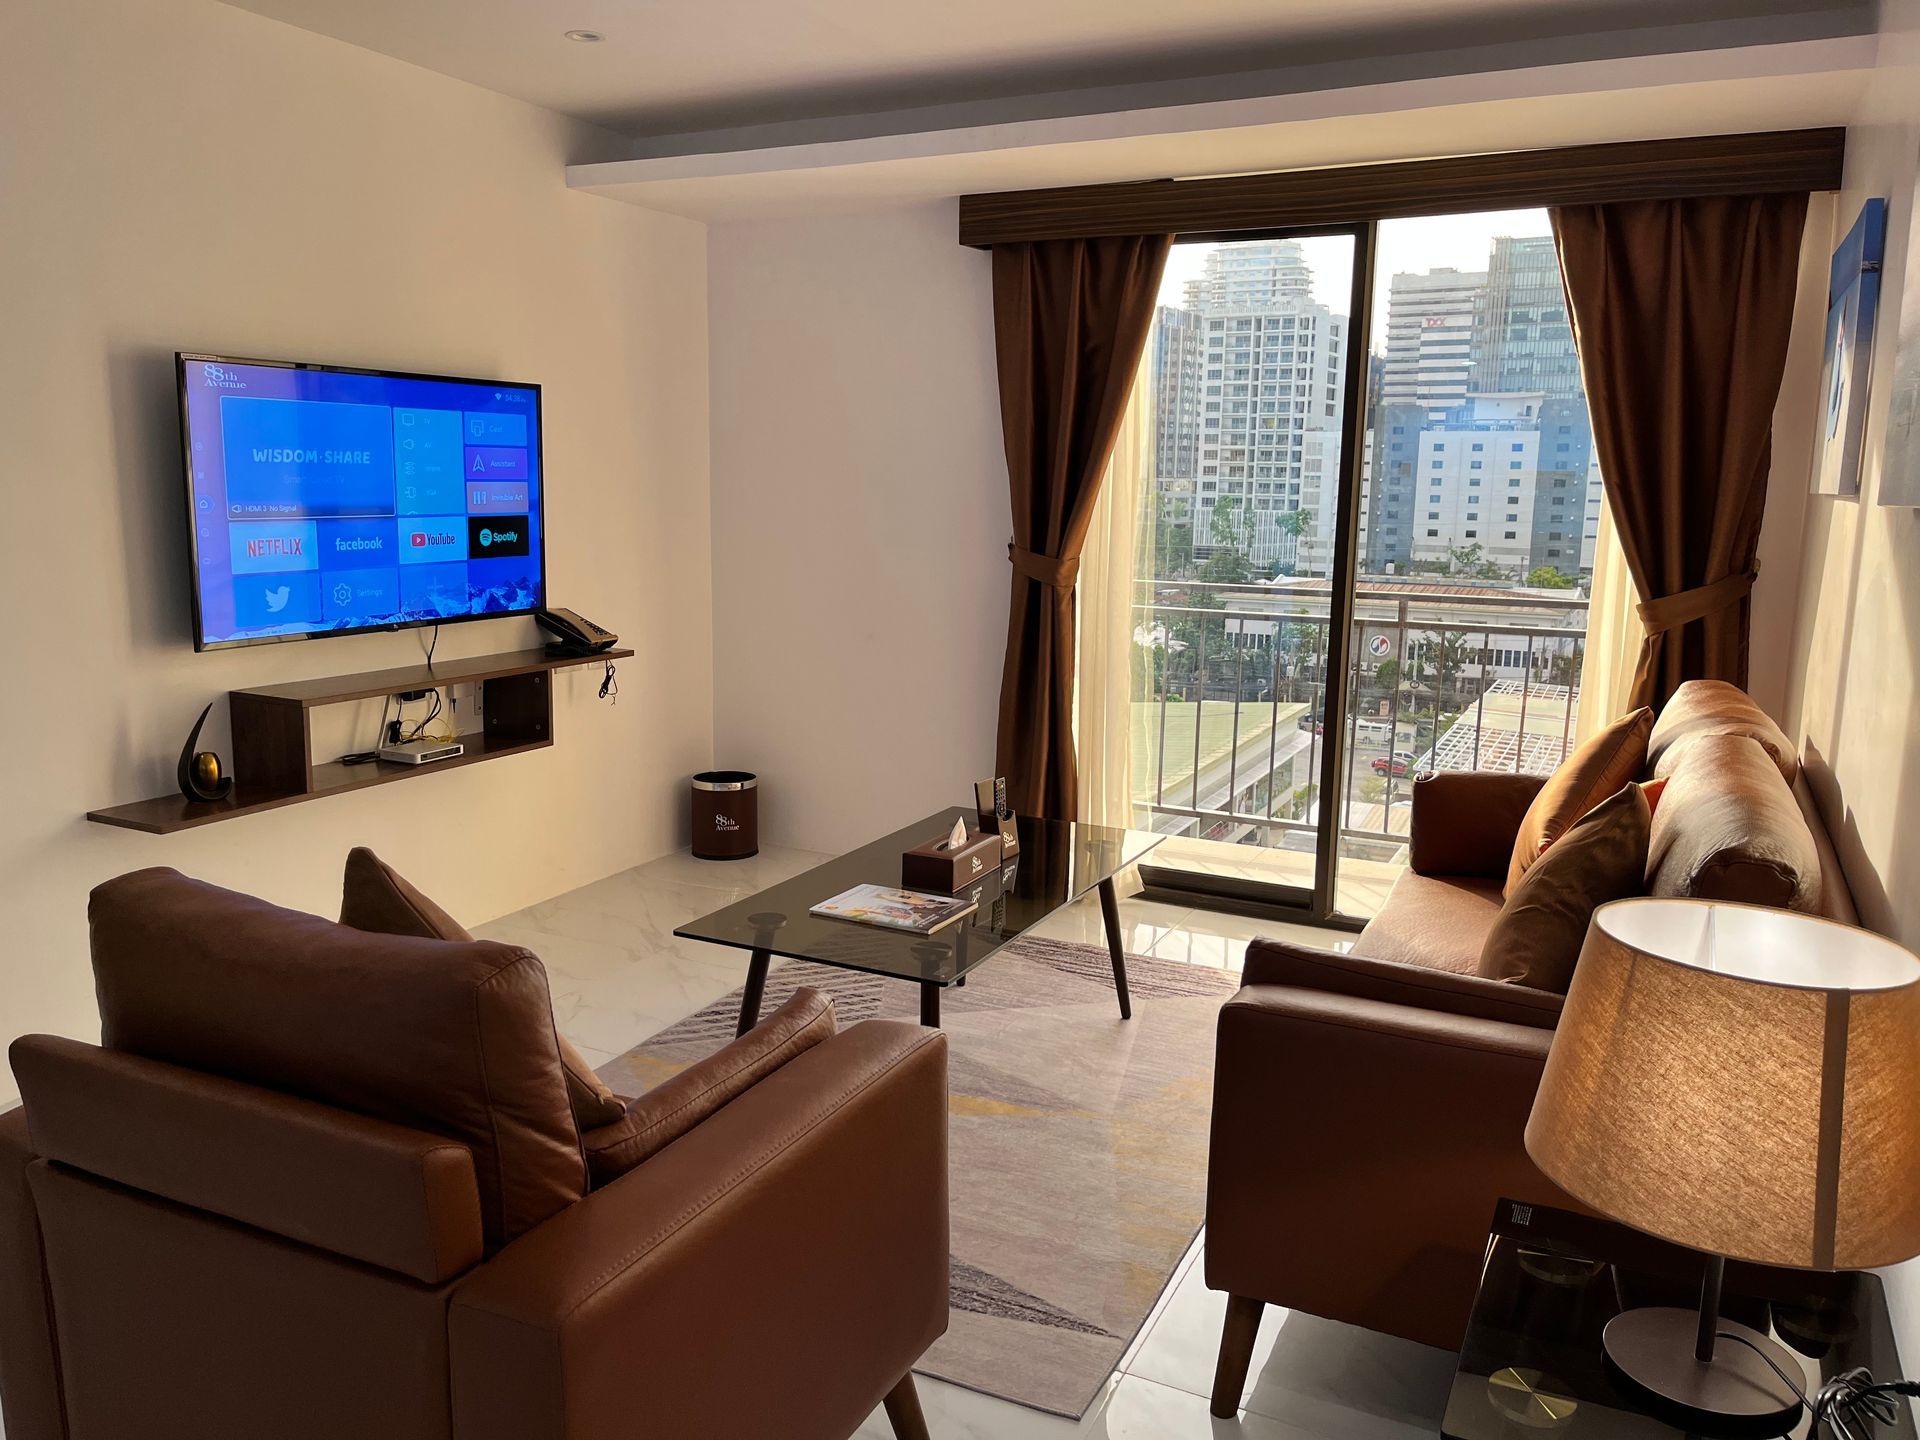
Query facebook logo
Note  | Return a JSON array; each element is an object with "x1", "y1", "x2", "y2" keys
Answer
[{"x1": 316, "y1": 519, "x2": 395, "y2": 570}]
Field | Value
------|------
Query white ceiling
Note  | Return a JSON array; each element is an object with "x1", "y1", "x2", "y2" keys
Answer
[{"x1": 218, "y1": 0, "x2": 1860, "y2": 138}]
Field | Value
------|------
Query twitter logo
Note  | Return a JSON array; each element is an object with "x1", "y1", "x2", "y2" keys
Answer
[{"x1": 264, "y1": 585, "x2": 291, "y2": 614}]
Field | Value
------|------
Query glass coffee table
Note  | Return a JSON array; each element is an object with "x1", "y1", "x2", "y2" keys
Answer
[{"x1": 676, "y1": 807, "x2": 1164, "y2": 1031}]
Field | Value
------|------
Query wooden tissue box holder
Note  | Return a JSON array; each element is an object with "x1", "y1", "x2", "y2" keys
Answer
[{"x1": 902, "y1": 829, "x2": 1003, "y2": 893}]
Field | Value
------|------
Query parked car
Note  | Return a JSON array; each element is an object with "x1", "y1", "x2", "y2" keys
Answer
[
  {"x1": 1371, "y1": 750, "x2": 1419, "y2": 777},
  {"x1": 1296, "y1": 715, "x2": 1325, "y2": 735}
]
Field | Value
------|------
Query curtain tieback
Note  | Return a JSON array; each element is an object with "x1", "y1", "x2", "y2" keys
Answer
[
  {"x1": 1008, "y1": 543, "x2": 1080, "y2": 590},
  {"x1": 1636, "y1": 571, "x2": 1756, "y2": 634}
]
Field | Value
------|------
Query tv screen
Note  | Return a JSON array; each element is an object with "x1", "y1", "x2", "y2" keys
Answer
[{"x1": 178, "y1": 353, "x2": 545, "y2": 650}]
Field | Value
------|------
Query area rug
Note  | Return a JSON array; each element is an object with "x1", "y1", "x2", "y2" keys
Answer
[{"x1": 598, "y1": 935, "x2": 1241, "y2": 1419}]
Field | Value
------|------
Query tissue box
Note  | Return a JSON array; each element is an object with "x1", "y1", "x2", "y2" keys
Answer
[{"x1": 902, "y1": 828, "x2": 1003, "y2": 893}]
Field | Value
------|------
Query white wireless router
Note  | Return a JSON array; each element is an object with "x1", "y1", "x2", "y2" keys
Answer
[{"x1": 376, "y1": 738, "x2": 465, "y2": 766}]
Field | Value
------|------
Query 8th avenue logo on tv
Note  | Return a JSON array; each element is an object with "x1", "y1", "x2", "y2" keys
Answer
[{"x1": 466, "y1": 515, "x2": 529, "y2": 558}]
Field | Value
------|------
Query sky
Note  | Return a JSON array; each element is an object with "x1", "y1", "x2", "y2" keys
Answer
[{"x1": 1155, "y1": 208, "x2": 1554, "y2": 352}]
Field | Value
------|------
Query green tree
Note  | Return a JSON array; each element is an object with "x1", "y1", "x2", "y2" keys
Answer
[
  {"x1": 1527, "y1": 565, "x2": 1577, "y2": 590},
  {"x1": 1197, "y1": 548, "x2": 1252, "y2": 586},
  {"x1": 1155, "y1": 521, "x2": 1194, "y2": 579},
  {"x1": 1422, "y1": 629, "x2": 1480, "y2": 713},
  {"x1": 1210, "y1": 495, "x2": 1253, "y2": 552},
  {"x1": 1373, "y1": 658, "x2": 1401, "y2": 691},
  {"x1": 1442, "y1": 542, "x2": 1508, "y2": 581}
]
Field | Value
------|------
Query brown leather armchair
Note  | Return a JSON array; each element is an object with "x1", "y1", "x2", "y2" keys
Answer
[
  {"x1": 1202, "y1": 773, "x2": 1576, "y2": 1417},
  {"x1": 0, "y1": 867, "x2": 949, "y2": 1440}
]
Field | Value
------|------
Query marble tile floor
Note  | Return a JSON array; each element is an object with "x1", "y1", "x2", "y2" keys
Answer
[{"x1": 476, "y1": 845, "x2": 1451, "y2": 1439}]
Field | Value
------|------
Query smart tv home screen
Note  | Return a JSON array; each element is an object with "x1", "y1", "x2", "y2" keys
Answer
[{"x1": 180, "y1": 358, "x2": 543, "y2": 647}]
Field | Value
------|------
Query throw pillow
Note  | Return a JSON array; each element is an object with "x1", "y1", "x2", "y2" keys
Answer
[
  {"x1": 339, "y1": 846, "x2": 627, "y2": 1128},
  {"x1": 1506, "y1": 706, "x2": 1653, "y2": 894},
  {"x1": 1480, "y1": 783, "x2": 1652, "y2": 992},
  {"x1": 582, "y1": 987, "x2": 837, "y2": 1187}
]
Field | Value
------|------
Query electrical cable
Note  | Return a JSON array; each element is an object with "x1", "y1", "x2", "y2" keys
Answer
[
  {"x1": 404, "y1": 688, "x2": 443, "y2": 740},
  {"x1": 598, "y1": 659, "x2": 618, "y2": 703},
  {"x1": 1713, "y1": 1330, "x2": 1920, "y2": 1439}
]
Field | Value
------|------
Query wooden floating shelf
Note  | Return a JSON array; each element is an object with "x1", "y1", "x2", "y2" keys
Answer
[{"x1": 88, "y1": 647, "x2": 632, "y2": 835}]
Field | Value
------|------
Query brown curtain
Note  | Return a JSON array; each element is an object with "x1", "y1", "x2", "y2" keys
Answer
[
  {"x1": 1551, "y1": 193, "x2": 1809, "y2": 712},
  {"x1": 990, "y1": 235, "x2": 1170, "y2": 819}
]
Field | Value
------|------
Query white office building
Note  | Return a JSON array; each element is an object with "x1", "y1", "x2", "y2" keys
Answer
[
  {"x1": 1188, "y1": 240, "x2": 1348, "y2": 575},
  {"x1": 1382, "y1": 267, "x2": 1485, "y2": 420},
  {"x1": 1406, "y1": 393, "x2": 1547, "y2": 574}
]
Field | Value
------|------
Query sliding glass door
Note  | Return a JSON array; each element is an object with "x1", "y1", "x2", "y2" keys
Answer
[
  {"x1": 1119, "y1": 212, "x2": 1599, "y2": 925},
  {"x1": 1124, "y1": 227, "x2": 1370, "y2": 915}
]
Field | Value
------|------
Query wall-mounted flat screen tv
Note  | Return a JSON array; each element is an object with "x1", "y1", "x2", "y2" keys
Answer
[{"x1": 178, "y1": 353, "x2": 545, "y2": 651}]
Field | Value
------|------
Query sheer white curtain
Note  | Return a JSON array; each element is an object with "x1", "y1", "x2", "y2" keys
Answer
[
  {"x1": 1576, "y1": 496, "x2": 1644, "y2": 743},
  {"x1": 1074, "y1": 348, "x2": 1155, "y2": 828}
]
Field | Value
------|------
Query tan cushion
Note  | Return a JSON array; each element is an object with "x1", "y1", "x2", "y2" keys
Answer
[
  {"x1": 1646, "y1": 734, "x2": 1822, "y2": 911},
  {"x1": 1479, "y1": 784, "x2": 1652, "y2": 993},
  {"x1": 340, "y1": 847, "x2": 626, "y2": 1130},
  {"x1": 91, "y1": 867, "x2": 585, "y2": 1251},
  {"x1": 582, "y1": 988, "x2": 837, "y2": 1187},
  {"x1": 1507, "y1": 707, "x2": 1653, "y2": 893},
  {"x1": 1648, "y1": 679, "x2": 1797, "y2": 785},
  {"x1": 1349, "y1": 871, "x2": 1507, "y2": 975}
]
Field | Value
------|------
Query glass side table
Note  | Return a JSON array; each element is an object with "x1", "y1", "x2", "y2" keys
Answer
[{"x1": 1444, "y1": 1200, "x2": 1912, "y2": 1440}]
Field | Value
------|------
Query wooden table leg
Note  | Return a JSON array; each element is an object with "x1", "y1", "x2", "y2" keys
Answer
[
  {"x1": 919, "y1": 982, "x2": 942, "y2": 1028},
  {"x1": 735, "y1": 948, "x2": 771, "y2": 1037},
  {"x1": 1098, "y1": 876, "x2": 1133, "y2": 1020}
]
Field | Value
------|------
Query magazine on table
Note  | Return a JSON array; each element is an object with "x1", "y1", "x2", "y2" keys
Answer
[{"x1": 810, "y1": 884, "x2": 977, "y2": 934}]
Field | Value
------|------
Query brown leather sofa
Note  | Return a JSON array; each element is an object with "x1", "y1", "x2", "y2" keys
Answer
[
  {"x1": 1204, "y1": 682, "x2": 1857, "y2": 1416},
  {"x1": 0, "y1": 866, "x2": 949, "y2": 1440}
]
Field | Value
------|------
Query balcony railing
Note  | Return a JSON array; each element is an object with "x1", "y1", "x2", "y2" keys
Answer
[{"x1": 1129, "y1": 579, "x2": 1588, "y2": 873}]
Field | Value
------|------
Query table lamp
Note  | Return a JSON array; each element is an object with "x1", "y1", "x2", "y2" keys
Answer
[{"x1": 1526, "y1": 898, "x2": 1920, "y2": 1429}]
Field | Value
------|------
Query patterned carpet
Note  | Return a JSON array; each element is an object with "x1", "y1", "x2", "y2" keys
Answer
[{"x1": 599, "y1": 935, "x2": 1241, "y2": 1419}]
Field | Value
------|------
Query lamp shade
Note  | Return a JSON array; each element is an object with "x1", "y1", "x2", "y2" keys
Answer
[{"x1": 1527, "y1": 898, "x2": 1920, "y2": 1271}]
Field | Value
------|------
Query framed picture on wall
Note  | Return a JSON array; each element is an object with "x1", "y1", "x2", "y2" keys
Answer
[
  {"x1": 1814, "y1": 197, "x2": 1886, "y2": 498},
  {"x1": 1882, "y1": 154, "x2": 1920, "y2": 506}
]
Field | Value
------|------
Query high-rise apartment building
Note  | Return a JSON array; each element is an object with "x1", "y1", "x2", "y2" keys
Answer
[
  {"x1": 1178, "y1": 240, "x2": 1347, "y2": 575},
  {"x1": 1150, "y1": 304, "x2": 1203, "y2": 480},
  {"x1": 1380, "y1": 267, "x2": 1484, "y2": 419},
  {"x1": 1473, "y1": 235, "x2": 1583, "y2": 396},
  {"x1": 1183, "y1": 240, "x2": 1314, "y2": 310}
]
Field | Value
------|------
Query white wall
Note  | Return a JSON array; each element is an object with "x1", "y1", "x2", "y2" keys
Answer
[
  {"x1": 705, "y1": 204, "x2": 1006, "y2": 852},
  {"x1": 0, "y1": 0, "x2": 715, "y2": 1103},
  {"x1": 1779, "y1": 0, "x2": 1920, "y2": 1355}
]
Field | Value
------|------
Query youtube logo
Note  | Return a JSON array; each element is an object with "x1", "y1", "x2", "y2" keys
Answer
[{"x1": 399, "y1": 520, "x2": 463, "y2": 566}]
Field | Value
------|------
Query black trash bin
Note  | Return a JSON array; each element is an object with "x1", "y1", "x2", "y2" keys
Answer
[{"x1": 691, "y1": 771, "x2": 758, "y2": 860}]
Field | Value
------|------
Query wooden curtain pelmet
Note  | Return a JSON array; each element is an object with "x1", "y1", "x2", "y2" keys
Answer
[{"x1": 958, "y1": 129, "x2": 1844, "y2": 246}]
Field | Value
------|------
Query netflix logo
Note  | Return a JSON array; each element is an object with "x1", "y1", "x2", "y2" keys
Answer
[{"x1": 228, "y1": 521, "x2": 319, "y2": 575}]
